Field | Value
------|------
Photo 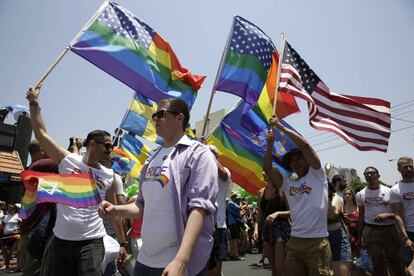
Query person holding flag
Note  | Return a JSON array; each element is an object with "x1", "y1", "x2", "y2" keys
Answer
[
  {"x1": 263, "y1": 116, "x2": 332, "y2": 276},
  {"x1": 26, "y1": 86, "x2": 127, "y2": 276}
]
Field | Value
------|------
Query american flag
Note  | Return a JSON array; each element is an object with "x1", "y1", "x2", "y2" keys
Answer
[
  {"x1": 229, "y1": 16, "x2": 275, "y2": 70},
  {"x1": 279, "y1": 41, "x2": 391, "y2": 152}
]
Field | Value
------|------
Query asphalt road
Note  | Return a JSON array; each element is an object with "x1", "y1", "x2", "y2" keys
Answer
[
  {"x1": 222, "y1": 252, "x2": 272, "y2": 276},
  {"x1": 0, "y1": 252, "x2": 271, "y2": 276}
]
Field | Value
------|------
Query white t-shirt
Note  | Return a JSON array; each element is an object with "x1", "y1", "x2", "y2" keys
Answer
[
  {"x1": 103, "y1": 173, "x2": 125, "y2": 235},
  {"x1": 114, "y1": 173, "x2": 125, "y2": 196},
  {"x1": 283, "y1": 167, "x2": 328, "y2": 238},
  {"x1": 390, "y1": 182, "x2": 414, "y2": 232},
  {"x1": 56, "y1": 153, "x2": 113, "y2": 240},
  {"x1": 356, "y1": 185, "x2": 393, "y2": 225},
  {"x1": 216, "y1": 167, "x2": 231, "y2": 229},
  {"x1": 138, "y1": 147, "x2": 179, "y2": 268},
  {"x1": 3, "y1": 213, "x2": 21, "y2": 235}
]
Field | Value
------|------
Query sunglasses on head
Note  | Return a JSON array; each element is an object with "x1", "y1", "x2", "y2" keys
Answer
[
  {"x1": 151, "y1": 110, "x2": 180, "y2": 121},
  {"x1": 94, "y1": 140, "x2": 114, "y2": 150}
]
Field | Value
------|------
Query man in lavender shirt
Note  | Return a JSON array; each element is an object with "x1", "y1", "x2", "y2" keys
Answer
[{"x1": 100, "y1": 98, "x2": 218, "y2": 276}]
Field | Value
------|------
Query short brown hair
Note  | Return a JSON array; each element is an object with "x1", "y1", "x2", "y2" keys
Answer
[{"x1": 158, "y1": 98, "x2": 190, "y2": 132}]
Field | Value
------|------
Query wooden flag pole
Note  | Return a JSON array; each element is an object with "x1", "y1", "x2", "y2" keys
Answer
[
  {"x1": 34, "y1": 0, "x2": 109, "y2": 88},
  {"x1": 200, "y1": 16, "x2": 236, "y2": 138},
  {"x1": 272, "y1": 32, "x2": 286, "y2": 117}
]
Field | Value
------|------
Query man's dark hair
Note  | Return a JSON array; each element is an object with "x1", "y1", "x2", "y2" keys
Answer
[
  {"x1": 364, "y1": 166, "x2": 379, "y2": 175},
  {"x1": 332, "y1": 175, "x2": 347, "y2": 191},
  {"x1": 158, "y1": 98, "x2": 190, "y2": 132},
  {"x1": 28, "y1": 140, "x2": 41, "y2": 154},
  {"x1": 84, "y1": 130, "x2": 111, "y2": 148}
]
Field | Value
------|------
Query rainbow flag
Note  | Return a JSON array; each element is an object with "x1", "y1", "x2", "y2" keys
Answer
[
  {"x1": 207, "y1": 101, "x2": 298, "y2": 195},
  {"x1": 112, "y1": 133, "x2": 152, "y2": 179},
  {"x1": 251, "y1": 51, "x2": 299, "y2": 122},
  {"x1": 215, "y1": 16, "x2": 275, "y2": 105},
  {"x1": 70, "y1": 2, "x2": 205, "y2": 108},
  {"x1": 120, "y1": 93, "x2": 197, "y2": 145},
  {"x1": 20, "y1": 170, "x2": 101, "y2": 219}
]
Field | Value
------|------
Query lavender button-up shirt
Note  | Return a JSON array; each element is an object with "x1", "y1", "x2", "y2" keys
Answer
[{"x1": 137, "y1": 135, "x2": 218, "y2": 275}]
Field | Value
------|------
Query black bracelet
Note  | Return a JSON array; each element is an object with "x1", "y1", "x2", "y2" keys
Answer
[
  {"x1": 29, "y1": 101, "x2": 39, "y2": 107},
  {"x1": 119, "y1": 242, "x2": 128, "y2": 247}
]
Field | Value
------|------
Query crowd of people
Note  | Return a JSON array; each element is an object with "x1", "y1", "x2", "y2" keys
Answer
[{"x1": 0, "y1": 85, "x2": 413, "y2": 276}]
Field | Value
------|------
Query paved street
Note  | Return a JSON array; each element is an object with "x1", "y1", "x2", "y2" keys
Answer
[
  {"x1": 223, "y1": 252, "x2": 271, "y2": 276},
  {"x1": 0, "y1": 251, "x2": 271, "y2": 276}
]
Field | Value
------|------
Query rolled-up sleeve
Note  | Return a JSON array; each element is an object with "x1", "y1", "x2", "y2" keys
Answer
[{"x1": 186, "y1": 148, "x2": 218, "y2": 215}]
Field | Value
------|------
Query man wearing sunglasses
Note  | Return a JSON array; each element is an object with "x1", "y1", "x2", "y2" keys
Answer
[
  {"x1": 26, "y1": 86, "x2": 126, "y2": 276},
  {"x1": 356, "y1": 166, "x2": 406, "y2": 276},
  {"x1": 100, "y1": 98, "x2": 218, "y2": 276}
]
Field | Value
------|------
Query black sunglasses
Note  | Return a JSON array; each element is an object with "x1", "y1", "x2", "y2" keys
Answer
[
  {"x1": 94, "y1": 140, "x2": 114, "y2": 150},
  {"x1": 151, "y1": 110, "x2": 180, "y2": 121},
  {"x1": 363, "y1": 171, "x2": 377, "y2": 176}
]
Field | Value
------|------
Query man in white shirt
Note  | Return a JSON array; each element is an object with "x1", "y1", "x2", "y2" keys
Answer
[
  {"x1": 26, "y1": 86, "x2": 126, "y2": 276},
  {"x1": 264, "y1": 117, "x2": 332, "y2": 275},
  {"x1": 356, "y1": 166, "x2": 405, "y2": 276},
  {"x1": 390, "y1": 157, "x2": 414, "y2": 271},
  {"x1": 207, "y1": 145, "x2": 231, "y2": 276}
]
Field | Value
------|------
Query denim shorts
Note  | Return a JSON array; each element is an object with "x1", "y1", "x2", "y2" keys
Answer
[{"x1": 328, "y1": 227, "x2": 351, "y2": 262}]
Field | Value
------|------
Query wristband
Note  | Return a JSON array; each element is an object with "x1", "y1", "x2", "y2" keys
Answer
[
  {"x1": 119, "y1": 242, "x2": 128, "y2": 247},
  {"x1": 29, "y1": 101, "x2": 39, "y2": 107}
]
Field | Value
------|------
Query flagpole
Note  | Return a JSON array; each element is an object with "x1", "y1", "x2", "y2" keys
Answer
[
  {"x1": 34, "y1": 0, "x2": 109, "y2": 88},
  {"x1": 272, "y1": 32, "x2": 286, "y2": 117},
  {"x1": 200, "y1": 16, "x2": 236, "y2": 137}
]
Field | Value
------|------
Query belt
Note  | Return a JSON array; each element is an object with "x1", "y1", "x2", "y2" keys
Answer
[{"x1": 365, "y1": 223, "x2": 395, "y2": 228}]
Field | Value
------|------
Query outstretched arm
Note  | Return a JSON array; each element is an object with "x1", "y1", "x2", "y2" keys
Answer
[
  {"x1": 270, "y1": 116, "x2": 321, "y2": 170},
  {"x1": 263, "y1": 131, "x2": 283, "y2": 188},
  {"x1": 26, "y1": 86, "x2": 70, "y2": 163}
]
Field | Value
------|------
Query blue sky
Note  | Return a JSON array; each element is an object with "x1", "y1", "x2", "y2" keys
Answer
[{"x1": 1, "y1": 0, "x2": 413, "y2": 185}]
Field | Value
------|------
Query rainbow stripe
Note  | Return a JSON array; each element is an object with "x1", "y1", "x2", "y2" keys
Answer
[
  {"x1": 20, "y1": 170, "x2": 101, "y2": 219},
  {"x1": 207, "y1": 101, "x2": 298, "y2": 195},
  {"x1": 215, "y1": 16, "x2": 275, "y2": 105},
  {"x1": 70, "y1": 2, "x2": 205, "y2": 108},
  {"x1": 252, "y1": 52, "x2": 299, "y2": 122}
]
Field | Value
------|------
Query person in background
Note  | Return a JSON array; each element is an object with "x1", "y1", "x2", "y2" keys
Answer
[
  {"x1": 227, "y1": 194, "x2": 244, "y2": 261},
  {"x1": 342, "y1": 187, "x2": 359, "y2": 257},
  {"x1": 1, "y1": 204, "x2": 21, "y2": 270},
  {"x1": 327, "y1": 182, "x2": 351, "y2": 276},
  {"x1": 19, "y1": 139, "x2": 59, "y2": 276},
  {"x1": 207, "y1": 145, "x2": 231, "y2": 276},
  {"x1": 255, "y1": 172, "x2": 290, "y2": 276},
  {"x1": 356, "y1": 166, "x2": 406, "y2": 276},
  {"x1": 390, "y1": 157, "x2": 414, "y2": 275},
  {"x1": 332, "y1": 175, "x2": 347, "y2": 200},
  {"x1": 100, "y1": 157, "x2": 128, "y2": 276}
]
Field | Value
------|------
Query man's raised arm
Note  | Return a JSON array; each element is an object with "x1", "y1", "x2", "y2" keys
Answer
[
  {"x1": 263, "y1": 130, "x2": 283, "y2": 188},
  {"x1": 270, "y1": 116, "x2": 321, "y2": 170},
  {"x1": 26, "y1": 86, "x2": 70, "y2": 163}
]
